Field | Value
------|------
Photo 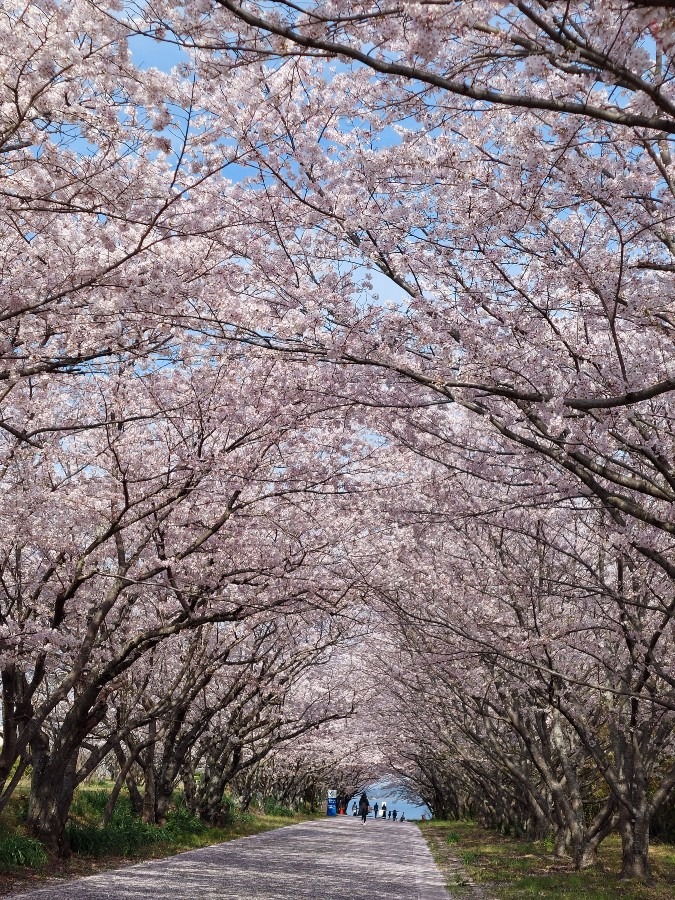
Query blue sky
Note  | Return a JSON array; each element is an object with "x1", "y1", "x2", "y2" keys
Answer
[{"x1": 129, "y1": 32, "x2": 187, "y2": 71}]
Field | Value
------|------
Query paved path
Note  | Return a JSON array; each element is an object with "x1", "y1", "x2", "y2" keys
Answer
[{"x1": 7, "y1": 818, "x2": 451, "y2": 899}]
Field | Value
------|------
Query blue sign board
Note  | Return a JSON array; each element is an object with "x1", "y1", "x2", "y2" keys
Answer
[{"x1": 326, "y1": 790, "x2": 337, "y2": 816}]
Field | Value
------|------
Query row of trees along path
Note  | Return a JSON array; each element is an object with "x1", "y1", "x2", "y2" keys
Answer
[{"x1": 1, "y1": 0, "x2": 675, "y2": 884}]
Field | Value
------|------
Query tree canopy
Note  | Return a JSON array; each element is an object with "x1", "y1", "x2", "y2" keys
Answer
[{"x1": 1, "y1": 0, "x2": 674, "y2": 881}]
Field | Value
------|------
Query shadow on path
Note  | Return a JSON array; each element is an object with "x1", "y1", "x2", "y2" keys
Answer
[{"x1": 7, "y1": 818, "x2": 451, "y2": 899}]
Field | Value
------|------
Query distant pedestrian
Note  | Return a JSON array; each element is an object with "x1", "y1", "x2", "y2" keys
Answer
[
  {"x1": 388, "y1": 810, "x2": 391, "y2": 819},
  {"x1": 373, "y1": 802, "x2": 379, "y2": 819},
  {"x1": 392, "y1": 809, "x2": 397, "y2": 821},
  {"x1": 381, "y1": 802, "x2": 386, "y2": 819},
  {"x1": 358, "y1": 792, "x2": 369, "y2": 824},
  {"x1": 400, "y1": 813, "x2": 406, "y2": 822},
  {"x1": 352, "y1": 801, "x2": 358, "y2": 816}
]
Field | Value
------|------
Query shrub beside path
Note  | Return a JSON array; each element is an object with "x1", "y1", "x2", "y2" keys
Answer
[{"x1": 6, "y1": 818, "x2": 451, "y2": 899}]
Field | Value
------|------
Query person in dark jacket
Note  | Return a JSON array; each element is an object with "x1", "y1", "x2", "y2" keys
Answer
[{"x1": 358, "y1": 792, "x2": 369, "y2": 824}]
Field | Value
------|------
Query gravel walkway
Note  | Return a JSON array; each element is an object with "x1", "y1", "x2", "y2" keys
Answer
[{"x1": 7, "y1": 817, "x2": 451, "y2": 899}]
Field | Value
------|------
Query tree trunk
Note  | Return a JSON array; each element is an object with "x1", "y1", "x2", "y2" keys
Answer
[
  {"x1": 183, "y1": 765, "x2": 198, "y2": 814},
  {"x1": 126, "y1": 771, "x2": 144, "y2": 816},
  {"x1": 113, "y1": 743, "x2": 143, "y2": 815},
  {"x1": 553, "y1": 825, "x2": 570, "y2": 858},
  {"x1": 140, "y1": 721, "x2": 158, "y2": 824},
  {"x1": 572, "y1": 802, "x2": 618, "y2": 870},
  {"x1": 576, "y1": 841, "x2": 599, "y2": 869},
  {"x1": 619, "y1": 806, "x2": 651, "y2": 881},
  {"x1": 26, "y1": 734, "x2": 78, "y2": 857},
  {"x1": 142, "y1": 765, "x2": 157, "y2": 825},
  {"x1": 198, "y1": 767, "x2": 228, "y2": 824},
  {"x1": 103, "y1": 747, "x2": 141, "y2": 827},
  {"x1": 609, "y1": 716, "x2": 652, "y2": 881},
  {"x1": 25, "y1": 684, "x2": 110, "y2": 857},
  {"x1": 155, "y1": 783, "x2": 173, "y2": 826}
]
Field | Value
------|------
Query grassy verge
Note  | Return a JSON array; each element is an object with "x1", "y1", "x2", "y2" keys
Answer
[
  {"x1": 0, "y1": 784, "x2": 320, "y2": 897},
  {"x1": 419, "y1": 820, "x2": 675, "y2": 900}
]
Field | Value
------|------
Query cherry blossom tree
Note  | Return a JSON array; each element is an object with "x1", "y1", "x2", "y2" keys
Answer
[
  {"x1": 188, "y1": 623, "x2": 360, "y2": 824},
  {"x1": 134, "y1": 0, "x2": 675, "y2": 568},
  {"x1": 0, "y1": 338, "x2": 383, "y2": 850},
  {"x1": 237, "y1": 707, "x2": 382, "y2": 814},
  {"x1": 364, "y1": 454, "x2": 675, "y2": 876},
  {"x1": 3, "y1": 2, "x2": 675, "y2": 882}
]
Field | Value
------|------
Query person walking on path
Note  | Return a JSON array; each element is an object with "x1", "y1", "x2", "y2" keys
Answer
[
  {"x1": 381, "y1": 802, "x2": 386, "y2": 819},
  {"x1": 373, "y1": 802, "x2": 379, "y2": 819},
  {"x1": 358, "y1": 792, "x2": 369, "y2": 824},
  {"x1": 392, "y1": 809, "x2": 397, "y2": 821},
  {"x1": 388, "y1": 810, "x2": 391, "y2": 819}
]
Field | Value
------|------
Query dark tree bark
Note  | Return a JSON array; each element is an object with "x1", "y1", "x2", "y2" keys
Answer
[{"x1": 26, "y1": 729, "x2": 79, "y2": 856}]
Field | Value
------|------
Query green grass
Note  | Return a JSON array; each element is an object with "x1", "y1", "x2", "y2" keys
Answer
[
  {"x1": 0, "y1": 780, "x2": 321, "y2": 892},
  {"x1": 66, "y1": 795, "x2": 215, "y2": 857},
  {"x1": 263, "y1": 798, "x2": 295, "y2": 818},
  {"x1": 64, "y1": 795, "x2": 302, "y2": 859},
  {"x1": 62, "y1": 788, "x2": 317, "y2": 859},
  {"x1": 0, "y1": 834, "x2": 47, "y2": 868},
  {"x1": 419, "y1": 820, "x2": 675, "y2": 900}
]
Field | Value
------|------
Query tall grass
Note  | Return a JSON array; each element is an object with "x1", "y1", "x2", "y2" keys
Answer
[
  {"x1": 0, "y1": 833, "x2": 47, "y2": 867},
  {"x1": 69, "y1": 789, "x2": 111, "y2": 820},
  {"x1": 263, "y1": 797, "x2": 295, "y2": 818},
  {"x1": 66, "y1": 797, "x2": 207, "y2": 857},
  {"x1": 164, "y1": 804, "x2": 205, "y2": 839},
  {"x1": 1, "y1": 784, "x2": 293, "y2": 869}
]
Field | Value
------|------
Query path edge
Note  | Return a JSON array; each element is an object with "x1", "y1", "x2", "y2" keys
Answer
[{"x1": 411, "y1": 823, "x2": 452, "y2": 900}]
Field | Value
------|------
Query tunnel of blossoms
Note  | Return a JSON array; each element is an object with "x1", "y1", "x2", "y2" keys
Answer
[{"x1": 0, "y1": 0, "x2": 674, "y2": 881}]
